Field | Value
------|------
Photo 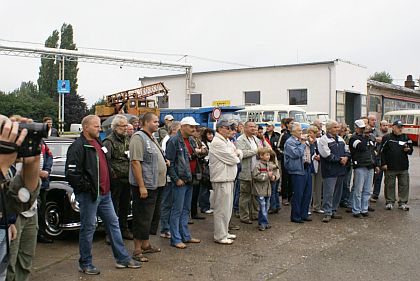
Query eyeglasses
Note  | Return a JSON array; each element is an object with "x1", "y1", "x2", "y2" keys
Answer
[{"x1": 118, "y1": 124, "x2": 128, "y2": 128}]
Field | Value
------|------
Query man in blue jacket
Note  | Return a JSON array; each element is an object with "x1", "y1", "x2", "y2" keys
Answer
[
  {"x1": 284, "y1": 123, "x2": 313, "y2": 223},
  {"x1": 318, "y1": 120, "x2": 350, "y2": 223},
  {"x1": 165, "y1": 117, "x2": 201, "y2": 249}
]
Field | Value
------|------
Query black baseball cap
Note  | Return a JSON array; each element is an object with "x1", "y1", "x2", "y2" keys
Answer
[{"x1": 392, "y1": 120, "x2": 403, "y2": 127}]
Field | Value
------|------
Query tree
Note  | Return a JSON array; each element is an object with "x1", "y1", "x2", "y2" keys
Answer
[
  {"x1": 38, "y1": 30, "x2": 59, "y2": 98},
  {"x1": 369, "y1": 71, "x2": 393, "y2": 84},
  {"x1": 89, "y1": 97, "x2": 107, "y2": 114},
  {"x1": 59, "y1": 23, "x2": 87, "y2": 129}
]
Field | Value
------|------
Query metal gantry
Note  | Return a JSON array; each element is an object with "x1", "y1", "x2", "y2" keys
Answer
[{"x1": 0, "y1": 43, "x2": 193, "y2": 131}]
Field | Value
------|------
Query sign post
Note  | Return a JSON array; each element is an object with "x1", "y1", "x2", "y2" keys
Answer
[
  {"x1": 57, "y1": 56, "x2": 70, "y2": 134},
  {"x1": 211, "y1": 107, "x2": 222, "y2": 121}
]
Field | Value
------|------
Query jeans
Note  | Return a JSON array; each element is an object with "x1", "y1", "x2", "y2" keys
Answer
[
  {"x1": 0, "y1": 229, "x2": 7, "y2": 281},
  {"x1": 269, "y1": 180, "x2": 280, "y2": 210},
  {"x1": 76, "y1": 192, "x2": 130, "y2": 267},
  {"x1": 199, "y1": 180, "x2": 211, "y2": 212},
  {"x1": 233, "y1": 179, "x2": 240, "y2": 212},
  {"x1": 256, "y1": 196, "x2": 270, "y2": 227},
  {"x1": 340, "y1": 167, "x2": 352, "y2": 207},
  {"x1": 352, "y1": 168, "x2": 374, "y2": 214},
  {"x1": 373, "y1": 170, "x2": 384, "y2": 197},
  {"x1": 169, "y1": 183, "x2": 193, "y2": 245},
  {"x1": 322, "y1": 176, "x2": 344, "y2": 216},
  {"x1": 290, "y1": 168, "x2": 312, "y2": 221},
  {"x1": 160, "y1": 184, "x2": 172, "y2": 234}
]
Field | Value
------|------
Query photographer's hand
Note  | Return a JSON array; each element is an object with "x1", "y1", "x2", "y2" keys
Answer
[{"x1": 0, "y1": 115, "x2": 27, "y2": 175}]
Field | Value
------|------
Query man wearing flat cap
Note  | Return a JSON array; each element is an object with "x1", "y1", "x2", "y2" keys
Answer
[
  {"x1": 157, "y1": 115, "x2": 174, "y2": 145},
  {"x1": 209, "y1": 119, "x2": 242, "y2": 244},
  {"x1": 381, "y1": 120, "x2": 413, "y2": 211}
]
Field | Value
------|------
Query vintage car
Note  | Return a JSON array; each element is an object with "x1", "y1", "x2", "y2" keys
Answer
[{"x1": 43, "y1": 137, "x2": 132, "y2": 238}]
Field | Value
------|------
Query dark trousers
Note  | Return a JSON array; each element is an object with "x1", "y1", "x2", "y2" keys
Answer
[
  {"x1": 37, "y1": 188, "x2": 48, "y2": 236},
  {"x1": 280, "y1": 158, "x2": 292, "y2": 201},
  {"x1": 373, "y1": 170, "x2": 384, "y2": 197},
  {"x1": 290, "y1": 168, "x2": 312, "y2": 221},
  {"x1": 111, "y1": 178, "x2": 131, "y2": 230},
  {"x1": 199, "y1": 180, "x2": 211, "y2": 212},
  {"x1": 191, "y1": 180, "x2": 200, "y2": 218},
  {"x1": 131, "y1": 186, "x2": 162, "y2": 240}
]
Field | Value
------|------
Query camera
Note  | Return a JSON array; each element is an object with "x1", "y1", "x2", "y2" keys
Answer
[{"x1": 17, "y1": 122, "x2": 49, "y2": 157}]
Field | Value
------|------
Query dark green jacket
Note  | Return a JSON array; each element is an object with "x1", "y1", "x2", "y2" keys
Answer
[{"x1": 103, "y1": 131, "x2": 130, "y2": 180}]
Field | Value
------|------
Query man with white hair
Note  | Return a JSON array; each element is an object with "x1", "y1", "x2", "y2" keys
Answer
[
  {"x1": 370, "y1": 120, "x2": 389, "y2": 202},
  {"x1": 318, "y1": 120, "x2": 350, "y2": 223},
  {"x1": 103, "y1": 114, "x2": 133, "y2": 240}
]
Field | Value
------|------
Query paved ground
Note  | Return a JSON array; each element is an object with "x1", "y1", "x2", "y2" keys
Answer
[{"x1": 31, "y1": 148, "x2": 420, "y2": 281}]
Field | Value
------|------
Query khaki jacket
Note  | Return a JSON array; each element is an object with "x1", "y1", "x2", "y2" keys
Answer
[
  {"x1": 236, "y1": 134, "x2": 261, "y2": 181},
  {"x1": 209, "y1": 133, "x2": 242, "y2": 183},
  {"x1": 251, "y1": 160, "x2": 280, "y2": 197}
]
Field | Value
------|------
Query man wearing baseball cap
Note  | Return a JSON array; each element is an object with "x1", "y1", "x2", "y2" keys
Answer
[
  {"x1": 165, "y1": 116, "x2": 201, "y2": 249},
  {"x1": 157, "y1": 115, "x2": 174, "y2": 144},
  {"x1": 349, "y1": 119, "x2": 377, "y2": 218},
  {"x1": 381, "y1": 120, "x2": 413, "y2": 211}
]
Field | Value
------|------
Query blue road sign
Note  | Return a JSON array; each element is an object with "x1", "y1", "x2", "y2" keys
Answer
[{"x1": 57, "y1": 80, "x2": 70, "y2": 94}]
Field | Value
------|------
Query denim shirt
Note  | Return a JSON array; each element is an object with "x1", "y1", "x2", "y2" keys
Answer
[
  {"x1": 165, "y1": 131, "x2": 193, "y2": 183},
  {"x1": 284, "y1": 136, "x2": 305, "y2": 175}
]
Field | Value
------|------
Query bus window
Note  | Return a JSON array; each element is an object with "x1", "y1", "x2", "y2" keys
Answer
[
  {"x1": 407, "y1": 115, "x2": 414, "y2": 124},
  {"x1": 400, "y1": 115, "x2": 407, "y2": 123},
  {"x1": 319, "y1": 114, "x2": 329, "y2": 122},
  {"x1": 239, "y1": 112, "x2": 247, "y2": 122},
  {"x1": 277, "y1": 111, "x2": 288, "y2": 122},
  {"x1": 290, "y1": 111, "x2": 307, "y2": 123},
  {"x1": 307, "y1": 115, "x2": 316, "y2": 123},
  {"x1": 248, "y1": 112, "x2": 261, "y2": 122},
  {"x1": 262, "y1": 111, "x2": 274, "y2": 122}
]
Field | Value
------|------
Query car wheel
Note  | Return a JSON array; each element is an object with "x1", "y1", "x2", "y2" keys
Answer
[{"x1": 45, "y1": 202, "x2": 64, "y2": 237}]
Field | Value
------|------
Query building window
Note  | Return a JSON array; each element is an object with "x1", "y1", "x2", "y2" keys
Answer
[
  {"x1": 289, "y1": 89, "x2": 308, "y2": 105},
  {"x1": 157, "y1": 96, "x2": 169, "y2": 108},
  {"x1": 336, "y1": 91, "x2": 345, "y2": 123},
  {"x1": 190, "y1": 93, "x2": 202, "y2": 107},
  {"x1": 368, "y1": 95, "x2": 381, "y2": 114},
  {"x1": 244, "y1": 91, "x2": 260, "y2": 105}
]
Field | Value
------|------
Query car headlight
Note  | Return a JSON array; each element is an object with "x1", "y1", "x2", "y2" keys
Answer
[{"x1": 70, "y1": 192, "x2": 80, "y2": 212}]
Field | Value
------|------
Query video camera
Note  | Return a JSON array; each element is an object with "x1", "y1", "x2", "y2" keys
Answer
[{"x1": 0, "y1": 122, "x2": 48, "y2": 157}]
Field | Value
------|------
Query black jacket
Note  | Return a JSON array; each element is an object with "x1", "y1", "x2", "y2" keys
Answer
[
  {"x1": 278, "y1": 129, "x2": 291, "y2": 154},
  {"x1": 381, "y1": 133, "x2": 413, "y2": 171},
  {"x1": 349, "y1": 133, "x2": 376, "y2": 169},
  {"x1": 264, "y1": 131, "x2": 281, "y2": 158},
  {"x1": 65, "y1": 134, "x2": 112, "y2": 201}
]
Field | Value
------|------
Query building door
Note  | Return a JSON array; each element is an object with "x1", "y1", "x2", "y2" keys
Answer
[{"x1": 345, "y1": 92, "x2": 362, "y2": 131}]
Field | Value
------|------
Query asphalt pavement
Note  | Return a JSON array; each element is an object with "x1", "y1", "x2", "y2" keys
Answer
[{"x1": 31, "y1": 147, "x2": 420, "y2": 281}]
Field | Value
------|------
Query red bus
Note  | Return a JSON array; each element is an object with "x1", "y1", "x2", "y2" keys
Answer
[{"x1": 384, "y1": 110, "x2": 420, "y2": 144}]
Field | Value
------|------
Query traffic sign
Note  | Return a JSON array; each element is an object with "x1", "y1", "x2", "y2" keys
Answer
[
  {"x1": 212, "y1": 107, "x2": 222, "y2": 120},
  {"x1": 57, "y1": 80, "x2": 70, "y2": 94}
]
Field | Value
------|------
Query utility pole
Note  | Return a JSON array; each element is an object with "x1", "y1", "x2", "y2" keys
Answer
[{"x1": 58, "y1": 56, "x2": 65, "y2": 134}]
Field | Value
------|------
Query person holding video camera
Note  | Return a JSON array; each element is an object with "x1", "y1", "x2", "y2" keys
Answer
[{"x1": 0, "y1": 114, "x2": 44, "y2": 281}]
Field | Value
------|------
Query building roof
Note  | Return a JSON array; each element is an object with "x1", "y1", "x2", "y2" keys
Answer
[
  {"x1": 143, "y1": 59, "x2": 365, "y2": 80},
  {"x1": 368, "y1": 80, "x2": 420, "y2": 95}
]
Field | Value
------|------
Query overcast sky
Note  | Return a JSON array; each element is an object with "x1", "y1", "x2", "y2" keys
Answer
[{"x1": 1, "y1": 0, "x2": 419, "y2": 105}]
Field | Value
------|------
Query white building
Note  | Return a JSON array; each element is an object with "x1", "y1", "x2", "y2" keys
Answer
[{"x1": 142, "y1": 59, "x2": 368, "y2": 125}]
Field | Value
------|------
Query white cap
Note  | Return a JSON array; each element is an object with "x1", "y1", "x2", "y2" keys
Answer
[
  {"x1": 164, "y1": 114, "x2": 174, "y2": 121},
  {"x1": 354, "y1": 119, "x2": 366, "y2": 128},
  {"x1": 180, "y1": 116, "x2": 200, "y2": 126}
]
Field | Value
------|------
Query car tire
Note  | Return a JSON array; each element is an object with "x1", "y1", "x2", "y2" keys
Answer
[{"x1": 45, "y1": 201, "x2": 65, "y2": 238}]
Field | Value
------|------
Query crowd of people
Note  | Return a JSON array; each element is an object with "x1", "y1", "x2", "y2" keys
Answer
[{"x1": 0, "y1": 112, "x2": 414, "y2": 279}]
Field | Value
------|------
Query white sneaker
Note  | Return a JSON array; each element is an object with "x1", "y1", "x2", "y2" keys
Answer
[
  {"x1": 385, "y1": 203, "x2": 393, "y2": 210},
  {"x1": 398, "y1": 204, "x2": 410, "y2": 211},
  {"x1": 227, "y1": 233, "x2": 236, "y2": 240},
  {"x1": 215, "y1": 238, "x2": 233, "y2": 245},
  {"x1": 205, "y1": 209, "x2": 214, "y2": 214}
]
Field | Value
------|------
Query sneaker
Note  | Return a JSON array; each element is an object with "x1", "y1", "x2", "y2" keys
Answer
[
  {"x1": 331, "y1": 214, "x2": 342, "y2": 219},
  {"x1": 361, "y1": 212, "x2": 369, "y2": 217},
  {"x1": 258, "y1": 225, "x2": 266, "y2": 231},
  {"x1": 229, "y1": 224, "x2": 241, "y2": 231},
  {"x1": 353, "y1": 213, "x2": 362, "y2": 218},
  {"x1": 204, "y1": 209, "x2": 214, "y2": 214},
  {"x1": 160, "y1": 232, "x2": 171, "y2": 239},
  {"x1": 215, "y1": 238, "x2": 233, "y2": 245},
  {"x1": 227, "y1": 233, "x2": 237, "y2": 240},
  {"x1": 399, "y1": 204, "x2": 410, "y2": 211},
  {"x1": 385, "y1": 203, "x2": 393, "y2": 210},
  {"x1": 115, "y1": 259, "x2": 141, "y2": 269},
  {"x1": 322, "y1": 215, "x2": 332, "y2": 223},
  {"x1": 313, "y1": 209, "x2": 325, "y2": 214},
  {"x1": 79, "y1": 265, "x2": 100, "y2": 275}
]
